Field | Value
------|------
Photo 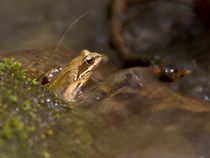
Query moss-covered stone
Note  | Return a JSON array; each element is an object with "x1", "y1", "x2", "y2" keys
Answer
[
  {"x1": 0, "y1": 58, "x2": 67, "y2": 156},
  {"x1": 0, "y1": 58, "x2": 105, "y2": 158}
]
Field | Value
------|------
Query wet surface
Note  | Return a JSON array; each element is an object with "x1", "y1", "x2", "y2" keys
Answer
[
  {"x1": 1, "y1": 56, "x2": 210, "y2": 158},
  {"x1": 0, "y1": 0, "x2": 210, "y2": 158},
  {"x1": 81, "y1": 67, "x2": 210, "y2": 158}
]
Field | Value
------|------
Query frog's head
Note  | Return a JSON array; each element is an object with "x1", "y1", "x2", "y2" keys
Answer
[{"x1": 76, "y1": 49, "x2": 102, "y2": 80}]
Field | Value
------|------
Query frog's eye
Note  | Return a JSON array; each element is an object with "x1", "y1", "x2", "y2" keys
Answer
[{"x1": 86, "y1": 58, "x2": 94, "y2": 65}]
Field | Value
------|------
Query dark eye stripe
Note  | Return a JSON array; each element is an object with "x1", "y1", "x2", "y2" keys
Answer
[{"x1": 77, "y1": 61, "x2": 91, "y2": 78}]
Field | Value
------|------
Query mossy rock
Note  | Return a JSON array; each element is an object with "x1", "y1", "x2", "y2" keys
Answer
[{"x1": 0, "y1": 58, "x2": 105, "y2": 158}]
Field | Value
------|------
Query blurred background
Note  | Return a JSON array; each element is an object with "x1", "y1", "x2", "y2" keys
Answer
[{"x1": 0, "y1": 0, "x2": 111, "y2": 54}]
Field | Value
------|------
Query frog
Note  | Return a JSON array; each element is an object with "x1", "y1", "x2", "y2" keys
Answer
[{"x1": 47, "y1": 49, "x2": 102, "y2": 102}]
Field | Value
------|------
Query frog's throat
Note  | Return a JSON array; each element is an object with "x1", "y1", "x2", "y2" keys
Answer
[{"x1": 62, "y1": 81, "x2": 82, "y2": 102}]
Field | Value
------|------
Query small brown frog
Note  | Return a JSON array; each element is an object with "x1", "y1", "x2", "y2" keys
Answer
[{"x1": 47, "y1": 49, "x2": 102, "y2": 102}]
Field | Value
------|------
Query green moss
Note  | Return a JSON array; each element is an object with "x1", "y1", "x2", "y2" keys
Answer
[
  {"x1": 42, "y1": 150, "x2": 50, "y2": 158},
  {"x1": 0, "y1": 58, "x2": 68, "y2": 151},
  {"x1": 21, "y1": 100, "x2": 33, "y2": 111},
  {"x1": 0, "y1": 116, "x2": 26, "y2": 140},
  {"x1": 0, "y1": 58, "x2": 105, "y2": 158},
  {"x1": 8, "y1": 95, "x2": 18, "y2": 102}
]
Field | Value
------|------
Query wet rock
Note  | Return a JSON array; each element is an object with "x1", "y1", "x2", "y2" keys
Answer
[
  {"x1": 0, "y1": 57, "x2": 106, "y2": 158},
  {"x1": 178, "y1": 71, "x2": 210, "y2": 102},
  {"x1": 81, "y1": 67, "x2": 210, "y2": 158},
  {"x1": 1, "y1": 56, "x2": 210, "y2": 158}
]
